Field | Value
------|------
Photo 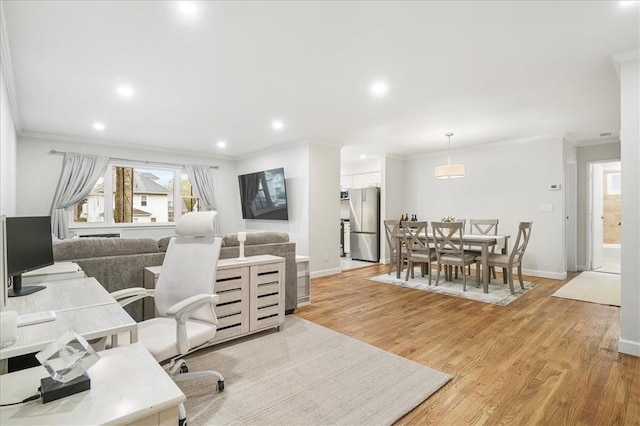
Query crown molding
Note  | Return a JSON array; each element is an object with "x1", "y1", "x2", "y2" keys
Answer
[
  {"x1": 613, "y1": 47, "x2": 640, "y2": 64},
  {"x1": 18, "y1": 130, "x2": 235, "y2": 162},
  {"x1": 611, "y1": 46, "x2": 640, "y2": 76},
  {"x1": 235, "y1": 138, "x2": 342, "y2": 161},
  {"x1": 0, "y1": 3, "x2": 22, "y2": 132}
]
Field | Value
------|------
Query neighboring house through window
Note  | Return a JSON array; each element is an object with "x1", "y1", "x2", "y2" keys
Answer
[{"x1": 72, "y1": 164, "x2": 200, "y2": 225}]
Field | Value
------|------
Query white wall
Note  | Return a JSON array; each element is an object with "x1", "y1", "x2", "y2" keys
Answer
[
  {"x1": 237, "y1": 143, "x2": 341, "y2": 277},
  {"x1": 0, "y1": 69, "x2": 17, "y2": 217},
  {"x1": 380, "y1": 156, "x2": 406, "y2": 264},
  {"x1": 0, "y1": 67, "x2": 16, "y2": 310},
  {"x1": 236, "y1": 144, "x2": 310, "y2": 258},
  {"x1": 575, "y1": 142, "x2": 621, "y2": 269},
  {"x1": 308, "y1": 144, "x2": 341, "y2": 276},
  {"x1": 404, "y1": 137, "x2": 566, "y2": 279},
  {"x1": 341, "y1": 156, "x2": 381, "y2": 176},
  {"x1": 618, "y1": 53, "x2": 640, "y2": 357},
  {"x1": 15, "y1": 136, "x2": 242, "y2": 236}
]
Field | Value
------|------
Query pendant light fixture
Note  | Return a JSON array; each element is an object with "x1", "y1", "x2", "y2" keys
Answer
[{"x1": 434, "y1": 132, "x2": 465, "y2": 179}]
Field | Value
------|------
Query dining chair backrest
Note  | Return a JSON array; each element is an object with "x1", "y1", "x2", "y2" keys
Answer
[
  {"x1": 510, "y1": 222, "x2": 533, "y2": 263},
  {"x1": 431, "y1": 221, "x2": 465, "y2": 257},
  {"x1": 400, "y1": 221, "x2": 429, "y2": 257},
  {"x1": 469, "y1": 219, "x2": 499, "y2": 236},
  {"x1": 384, "y1": 219, "x2": 400, "y2": 252}
]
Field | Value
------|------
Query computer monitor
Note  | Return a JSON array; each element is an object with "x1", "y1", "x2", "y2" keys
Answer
[{"x1": 5, "y1": 216, "x2": 54, "y2": 297}]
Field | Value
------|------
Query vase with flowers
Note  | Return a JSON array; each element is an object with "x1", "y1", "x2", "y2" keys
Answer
[{"x1": 441, "y1": 216, "x2": 456, "y2": 223}]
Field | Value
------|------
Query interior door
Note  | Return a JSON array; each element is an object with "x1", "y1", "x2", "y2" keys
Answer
[{"x1": 590, "y1": 163, "x2": 604, "y2": 270}]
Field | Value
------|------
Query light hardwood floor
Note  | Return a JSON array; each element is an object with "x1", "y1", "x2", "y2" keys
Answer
[{"x1": 295, "y1": 264, "x2": 640, "y2": 425}]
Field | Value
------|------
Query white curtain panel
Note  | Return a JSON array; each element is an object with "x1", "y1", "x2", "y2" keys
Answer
[
  {"x1": 185, "y1": 164, "x2": 220, "y2": 235},
  {"x1": 50, "y1": 153, "x2": 109, "y2": 239}
]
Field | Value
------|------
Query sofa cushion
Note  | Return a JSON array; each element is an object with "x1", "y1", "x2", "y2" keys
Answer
[
  {"x1": 223, "y1": 232, "x2": 289, "y2": 247},
  {"x1": 53, "y1": 238, "x2": 160, "y2": 260}
]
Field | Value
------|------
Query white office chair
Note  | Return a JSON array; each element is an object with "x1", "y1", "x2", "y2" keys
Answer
[{"x1": 111, "y1": 211, "x2": 224, "y2": 425}]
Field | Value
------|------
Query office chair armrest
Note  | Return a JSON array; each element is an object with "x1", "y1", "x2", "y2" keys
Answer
[
  {"x1": 166, "y1": 294, "x2": 221, "y2": 320},
  {"x1": 111, "y1": 287, "x2": 154, "y2": 307},
  {"x1": 166, "y1": 294, "x2": 221, "y2": 355}
]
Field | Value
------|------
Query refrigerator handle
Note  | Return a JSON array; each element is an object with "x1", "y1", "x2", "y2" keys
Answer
[{"x1": 363, "y1": 189, "x2": 366, "y2": 202}]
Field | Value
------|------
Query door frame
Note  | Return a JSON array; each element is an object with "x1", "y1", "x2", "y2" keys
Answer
[
  {"x1": 565, "y1": 159, "x2": 577, "y2": 272},
  {"x1": 586, "y1": 159, "x2": 621, "y2": 271}
]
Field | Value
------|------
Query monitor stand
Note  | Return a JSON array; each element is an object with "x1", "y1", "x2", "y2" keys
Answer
[{"x1": 8, "y1": 275, "x2": 46, "y2": 297}]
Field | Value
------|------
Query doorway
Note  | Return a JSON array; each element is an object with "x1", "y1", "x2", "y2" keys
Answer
[{"x1": 587, "y1": 161, "x2": 621, "y2": 274}]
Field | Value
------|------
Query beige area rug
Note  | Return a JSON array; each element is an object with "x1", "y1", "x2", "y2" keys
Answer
[
  {"x1": 552, "y1": 271, "x2": 621, "y2": 306},
  {"x1": 369, "y1": 268, "x2": 536, "y2": 306},
  {"x1": 178, "y1": 316, "x2": 451, "y2": 425}
]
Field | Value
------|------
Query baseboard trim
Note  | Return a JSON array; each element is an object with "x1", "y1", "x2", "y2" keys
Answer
[
  {"x1": 619, "y1": 338, "x2": 640, "y2": 357},
  {"x1": 310, "y1": 267, "x2": 342, "y2": 279},
  {"x1": 521, "y1": 269, "x2": 567, "y2": 280}
]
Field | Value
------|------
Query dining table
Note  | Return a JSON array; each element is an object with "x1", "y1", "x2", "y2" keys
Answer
[{"x1": 395, "y1": 232, "x2": 510, "y2": 293}]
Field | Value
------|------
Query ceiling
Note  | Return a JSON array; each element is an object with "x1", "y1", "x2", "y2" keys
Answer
[{"x1": 2, "y1": 1, "x2": 638, "y2": 162}]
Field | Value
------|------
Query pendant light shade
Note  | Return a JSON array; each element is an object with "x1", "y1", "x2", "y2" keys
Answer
[{"x1": 434, "y1": 132, "x2": 465, "y2": 179}]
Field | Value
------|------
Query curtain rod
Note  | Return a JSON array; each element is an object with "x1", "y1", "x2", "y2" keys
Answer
[{"x1": 49, "y1": 149, "x2": 219, "y2": 169}]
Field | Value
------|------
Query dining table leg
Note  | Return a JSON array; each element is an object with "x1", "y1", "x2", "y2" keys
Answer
[
  {"x1": 481, "y1": 243, "x2": 489, "y2": 293},
  {"x1": 396, "y1": 237, "x2": 402, "y2": 279},
  {"x1": 502, "y1": 242, "x2": 508, "y2": 284}
]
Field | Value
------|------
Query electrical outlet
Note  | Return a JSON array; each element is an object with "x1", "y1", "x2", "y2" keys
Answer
[{"x1": 324, "y1": 252, "x2": 329, "y2": 261}]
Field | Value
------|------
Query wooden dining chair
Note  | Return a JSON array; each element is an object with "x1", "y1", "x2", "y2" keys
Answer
[
  {"x1": 478, "y1": 222, "x2": 532, "y2": 294},
  {"x1": 431, "y1": 221, "x2": 477, "y2": 291},
  {"x1": 465, "y1": 219, "x2": 499, "y2": 278},
  {"x1": 400, "y1": 221, "x2": 435, "y2": 283},
  {"x1": 383, "y1": 219, "x2": 405, "y2": 275}
]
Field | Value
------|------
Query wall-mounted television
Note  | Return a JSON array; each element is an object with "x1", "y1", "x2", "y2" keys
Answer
[{"x1": 238, "y1": 167, "x2": 289, "y2": 220}]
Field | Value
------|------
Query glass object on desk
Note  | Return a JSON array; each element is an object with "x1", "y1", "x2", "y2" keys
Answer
[{"x1": 36, "y1": 330, "x2": 100, "y2": 383}]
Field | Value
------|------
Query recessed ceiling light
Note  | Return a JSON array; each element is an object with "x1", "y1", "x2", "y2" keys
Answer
[
  {"x1": 117, "y1": 85, "x2": 134, "y2": 98},
  {"x1": 360, "y1": 154, "x2": 367, "y2": 160},
  {"x1": 619, "y1": 1, "x2": 638, "y2": 7},
  {"x1": 93, "y1": 122, "x2": 105, "y2": 131},
  {"x1": 271, "y1": 120, "x2": 284, "y2": 131},
  {"x1": 217, "y1": 140, "x2": 227, "y2": 148},
  {"x1": 370, "y1": 80, "x2": 389, "y2": 98},
  {"x1": 176, "y1": 1, "x2": 198, "y2": 16}
]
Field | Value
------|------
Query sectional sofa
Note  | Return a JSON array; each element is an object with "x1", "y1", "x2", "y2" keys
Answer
[{"x1": 52, "y1": 232, "x2": 297, "y2": 322}]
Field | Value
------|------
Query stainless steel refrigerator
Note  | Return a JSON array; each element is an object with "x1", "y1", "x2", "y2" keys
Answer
[{"x1": 349, "y1": 187, "x2": 380, "y2": 262}]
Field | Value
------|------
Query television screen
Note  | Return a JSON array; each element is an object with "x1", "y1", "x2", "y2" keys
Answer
[
  {"x1": 5, "y1": 216, "x2": 54, "y2": 296},
  {"x1": 238, "y1": 168, "x2": 289, "y2": 220}
]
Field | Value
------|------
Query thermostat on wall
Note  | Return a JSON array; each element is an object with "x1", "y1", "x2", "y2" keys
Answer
[{"x1": 549, "y1": 184, "x2": 561, "y2": 191}]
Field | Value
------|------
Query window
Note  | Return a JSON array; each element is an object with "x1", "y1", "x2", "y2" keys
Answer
[
  {"x1": 72, "y1": 164, "x2": 200, "y2": 225},
  {"x1": 606, "y1": 172, "x2": 621, "y2": 195}
]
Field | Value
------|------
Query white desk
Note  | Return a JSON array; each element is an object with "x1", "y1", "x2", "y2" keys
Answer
[
  {"x1": 6, "y1": 277, "x2": 116, "y2": 314},
  {"x1": 0, "y1": 277, "x2": 137, "y2": 362},
  {"x1": 0, "y1": 343, "x2": 185, "y2": 425}
]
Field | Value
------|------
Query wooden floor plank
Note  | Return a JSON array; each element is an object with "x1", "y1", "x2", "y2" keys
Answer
[{"x1": 295, "y1": 265, "x2": 640, "y2": 425}]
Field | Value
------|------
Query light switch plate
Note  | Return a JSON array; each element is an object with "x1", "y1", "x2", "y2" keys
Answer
[
  {"x1": 540, "y1": 204, "x2": 553, "y2": 212},
  {"x1": 549, "y1": 184, "x2": 561, "y2": 191}
]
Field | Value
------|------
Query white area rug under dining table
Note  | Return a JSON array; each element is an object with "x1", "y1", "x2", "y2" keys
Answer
[{"x1": 370, "y1": 267, "x2": 536, "y2": 306}]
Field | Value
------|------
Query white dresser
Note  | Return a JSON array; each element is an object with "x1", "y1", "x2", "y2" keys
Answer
[{"x1": 144, "y1": 255, "x2": 285, "y2": 344}]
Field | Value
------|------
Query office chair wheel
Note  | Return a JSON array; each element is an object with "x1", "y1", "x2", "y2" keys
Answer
[
  {"x1": 180, "y1": 364, "x2": 189, "y2": 374},
  {"x1": 217, "y1": 380, "x2": 225, "y2": 392}
]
